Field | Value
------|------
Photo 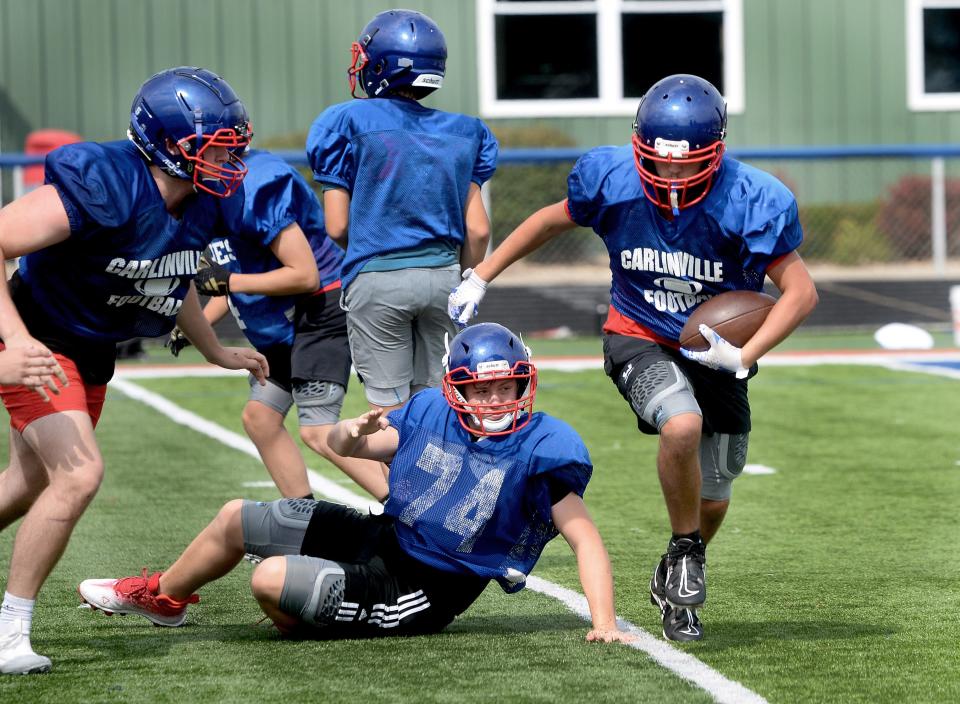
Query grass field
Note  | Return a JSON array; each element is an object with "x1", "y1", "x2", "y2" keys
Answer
[{"x1": 1, "y1": 345, "x2": 959, "y2": 703}]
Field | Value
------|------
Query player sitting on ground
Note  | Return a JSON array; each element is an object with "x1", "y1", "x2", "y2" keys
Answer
[
  {"x1": 78, "y1": 323, "x2": 633, "y2": 643},
  {"x1": 167, "y1": 149, "x2": 388, "y2": 500}
]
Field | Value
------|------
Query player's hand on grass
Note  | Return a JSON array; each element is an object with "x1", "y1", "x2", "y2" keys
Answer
[
  {"x1": 680, "y1": 324, "x2": 749, "y2": 379},
  {"x1": 349, "y1": 408, "x2": 389, "y2": 438},
  {"x1": 165, "y1": 326, "x2": 192, "y2": 358},
  {"x1": 586, "y1": 627, "x2": 637, "y2": 644},
  {"x1": 447, "y1": 268, "x2": 488, "y2": 328},
  {"x1": 194, "y1": 254, "x2": 231, "y2": 296},
  {"x1": 0, "y1": 337, "x2": 69, "y2": 402},
  {"x1": 210, "y1": 346, "x2": 270, "y2": 385}
]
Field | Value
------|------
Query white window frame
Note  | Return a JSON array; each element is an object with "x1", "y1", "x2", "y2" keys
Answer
[
  {"x1": 906, "y1": 0, "x2": 960, "y2": 110},
  {"x1": 476, "y1": 0, "x2": 744, "y2": 118}
]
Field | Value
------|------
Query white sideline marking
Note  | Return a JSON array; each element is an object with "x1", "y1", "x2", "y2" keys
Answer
[
  {"x1": 242, "y1": 481, "x2": 278, "y2": 488},
  {"x1": 743, "y1": 464, "x2": 776, "y2": 475},
  {"x1": 526, "y1": 576, "x2": 768, "y2": 704},
  {"x1": 110, "y1": 375, "x2": 767, "y2": 704},
  {"x1": 109, "y1": 378, "x2": 379, "y2": 513}
]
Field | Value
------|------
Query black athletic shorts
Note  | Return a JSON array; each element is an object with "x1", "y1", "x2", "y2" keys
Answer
[
  {"x1": 290, "y1": 287, "x2": 351, "y2": 388},
  {"x1": 300, "y1": 501, "x2": 489, "y2": 637},
  {"x1": 602, "y1": 333, "x2": 755, "y2": 436}
]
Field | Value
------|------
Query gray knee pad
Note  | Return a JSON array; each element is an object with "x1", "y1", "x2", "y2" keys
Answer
[
  {"x1": 248, "y1": 377, "x2": 294, "y2": 417},
  {"x1": 279, "y1": 555, "x2": 347, "y2": 627},
  {"x1": 241, "y1": 499, "x2": 317, "y2": 557},
  {"x1": 699, "y1": 432, "x2": 749, "y2": 501},
  {"x1": 628, "y1": 360, "x2": 701, "y2": 431},
  {"x1": 365, "y1": 383, "x2": 410, "y2": 408},
  {"x1": 293, "y1": 381, "x2": 346, "y2": 426}
]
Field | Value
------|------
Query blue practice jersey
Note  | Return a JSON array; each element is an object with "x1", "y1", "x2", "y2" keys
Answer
[
  {"x1": 18, "y1": 140, "x2": 221, "y2": 342},
  {"x1": 306, "y1": 97, "x2": 498, "y2": 290},
  {"x1": 567, "y1": 148, "x2": 803, "y2": 343},
  {"x1": 384, "y1": 388, "x2": 592, "y2": 593},
  {"x1": 211, "y1": 150, "x2": 343, "y2": 350}
]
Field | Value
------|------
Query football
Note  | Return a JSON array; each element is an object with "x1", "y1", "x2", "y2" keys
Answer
[{"x1": 679, "y1": 290, "x2": 777, "y2": 351}]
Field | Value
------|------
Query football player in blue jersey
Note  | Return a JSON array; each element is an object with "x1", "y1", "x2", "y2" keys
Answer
[
  {"x1": 170, "y1": 149, "x2": 389, "y2": 500},
  {"x1": 448, "y1": 75, "x2": 818, "y2": 642},
  {"x1": 307, "y1": 9, "x2": 497, "y2": 416},
  {"x1": 78, "y1": 323, "x2": 633, "y2": 644},
  {"x1": 0, "y1": 67, "x2": 268, "y2": 674}
]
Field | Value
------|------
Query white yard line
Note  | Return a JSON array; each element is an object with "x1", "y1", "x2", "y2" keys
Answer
[{"x1": 109, "y1": 374, "x2": 769, "y2": 704}]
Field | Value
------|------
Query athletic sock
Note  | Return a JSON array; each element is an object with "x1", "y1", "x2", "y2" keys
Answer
[
  {"x1": 0, "y1": 592, "x2": 36, "y2": 634},
  {"x1": 671, "y1": 530, "x2": 704, "y2": 545},
  {"x1": 300, "y1": 492, "x2": 316, "y2": 501}
]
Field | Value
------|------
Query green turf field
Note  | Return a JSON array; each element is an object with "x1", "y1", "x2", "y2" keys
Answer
[{"x1": 1, "y1": 359, "x2": 959, "y2": 703}]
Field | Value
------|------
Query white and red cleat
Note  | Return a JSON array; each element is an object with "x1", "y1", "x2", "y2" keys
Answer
[{"x1": 78, "y1": 569, "x2": 198, "y2": 627}]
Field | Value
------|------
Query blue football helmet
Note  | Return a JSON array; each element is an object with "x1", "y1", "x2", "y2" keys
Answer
[
  {"x1": 632, "y1": 74, "x2": 727, "y2": 214},
  {"x1": 442, "y1": 323, "x2": 537, "y2": 436},
  {"x1": 348, "y1": 10, "x2": 446, "y2": 99},
  {"x1": 128, "y1": 67, "x2": 253, "y2": 198}
]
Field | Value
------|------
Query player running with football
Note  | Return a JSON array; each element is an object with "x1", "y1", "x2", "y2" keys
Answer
[
  {"x1": 79, "y1": 323, "x2": 634, "y2": 644},
  {"x1": 169, "y1": 149, "x2": 388, "y2": 500},
  {"x1": 448, "y1": 75, "x2": 818, "y2": 641},
  {"x1": 0, "y1": 67, "x2": 267, "y2": 674},
  {"x1": 307, "y1": 9, "x2": 496, "y2": 415}
]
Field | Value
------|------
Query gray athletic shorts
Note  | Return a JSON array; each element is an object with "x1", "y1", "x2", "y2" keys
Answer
[{"x1": 341, "y1": 266, "x2": 459, "y2": 406}]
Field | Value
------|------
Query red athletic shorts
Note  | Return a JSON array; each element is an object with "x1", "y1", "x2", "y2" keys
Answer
[{"x1": 0, "y1": 345, "x2": 107, "y2": 433}]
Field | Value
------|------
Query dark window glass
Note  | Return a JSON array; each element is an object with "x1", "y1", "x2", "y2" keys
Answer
[
  {"x1": 496, "y1": 14, "x2": 598, "y2": 99},
  {"x1": 621, "y1": 12, "x2": 723, "y2": 98},
  {"x1": 923, "y1": 9, "x2": 960, "y2": 93}
]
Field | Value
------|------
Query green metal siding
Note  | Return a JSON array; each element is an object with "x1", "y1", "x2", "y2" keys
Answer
[{"x1": 2, "y1": 0, "x2": 960, "y2": 202}]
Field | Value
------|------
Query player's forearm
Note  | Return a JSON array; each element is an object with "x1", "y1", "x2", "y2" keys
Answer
[
  {"x1": 0, "y1": 273, "x2": 29, "y2": 342},
  {"x1": 228, "y1": 265, "x2": 320, "y2": 296},
  {"x1": 741, "y1": 281, "x2": 818, "y2": 366},
  {"x1": 202, "y1": 297, "x2": 230, "y2": 326},
  {"x1": 176, "y1": 285, "x2": 226, "y2": 360},
  {"x1": 574, "y1": 531, "x2": 619, "y2": 631},
  {"x1": 473, "y1": 202, "x2": 574, "y2": 283}
]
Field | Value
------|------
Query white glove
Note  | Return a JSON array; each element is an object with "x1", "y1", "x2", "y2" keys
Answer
[
  {"x1": 680, "y1": 324, "x2": 749, "y2": 379},
  {"x1": 447, "y1": 268, "x2": 488, "y2": 328}
]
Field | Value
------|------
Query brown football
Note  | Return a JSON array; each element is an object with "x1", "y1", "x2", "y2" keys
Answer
[{"x1": 679, "y1": 290, "x2": 777, "y2": 351}]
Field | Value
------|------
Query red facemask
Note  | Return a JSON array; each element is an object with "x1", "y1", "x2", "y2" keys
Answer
[
  {"x1": 632, "y1": 133, "x2": 725, "y2": 214},
  {"x1": 176, "y1": 126, "x2": 252, "y2": 198},
  {"x1": 441, "y1": 361, "x2": 537, "y2": 437}
]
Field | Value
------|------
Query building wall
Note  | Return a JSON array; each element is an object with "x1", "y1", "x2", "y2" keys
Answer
[{"x1": 2, "y1": 0, "x2": 960, "y2": 202}]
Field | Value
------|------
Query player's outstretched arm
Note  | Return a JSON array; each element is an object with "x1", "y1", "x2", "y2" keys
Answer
[
  {"x1": 740, "y1": 251, "x2": 818, "y2": 367},
  {"x1": 176, "y1": 283, "x2": 269, "y2": 384},
  {"x1": 552, "y1": 493, "x2": 635, "y2": 644},
  {"x1": 448, "y1": 200, "x2": 577, "y2": 326},
  {"x1": 327, "y1": 409, "x2": 399, "y2": 462}
]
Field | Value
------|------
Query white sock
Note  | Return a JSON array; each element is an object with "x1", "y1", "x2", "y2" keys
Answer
[{"x1": 0, "y1": 592, "x2": 35, "y2": 634}]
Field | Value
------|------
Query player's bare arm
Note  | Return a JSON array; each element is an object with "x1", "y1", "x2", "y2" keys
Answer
[
  {"x1": 227, "y1": 223, "x2": 320, "y2": 296},
  {"x1": 474, "y1": 200, "x2": 577, "y2": 283},
  {"x1": 739, "y1": 252, "x2": 818, "y2": 367},
  {"x1": 175, "y1": 283, "x2": 270, "y2": 384},
  {"x1": 449, "y1": 201, "x2": 577, "y2": 326},
  {"x1": 0, "y1": 185, "x2": 72, "y2": 397},
  {"x1": 327, "y1": 409, "x2": 399, "y2": 462},
  {"x1": 552, "y1": 492, "x2": 635, "y2": 644},
  {"x1": 460, "y1": 182, "x2": 491, "y2": 271},
  {"x1": 323, "y1": 188, "x2": 350, "y2": 250}
]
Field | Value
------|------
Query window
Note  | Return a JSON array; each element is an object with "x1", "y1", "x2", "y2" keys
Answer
[
  {"x1": 907, "y1": 0, "x2": 960, "y2": 109},
  {"x1": 477, "y1": 0, "x2": 744, "y2": 118}
]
